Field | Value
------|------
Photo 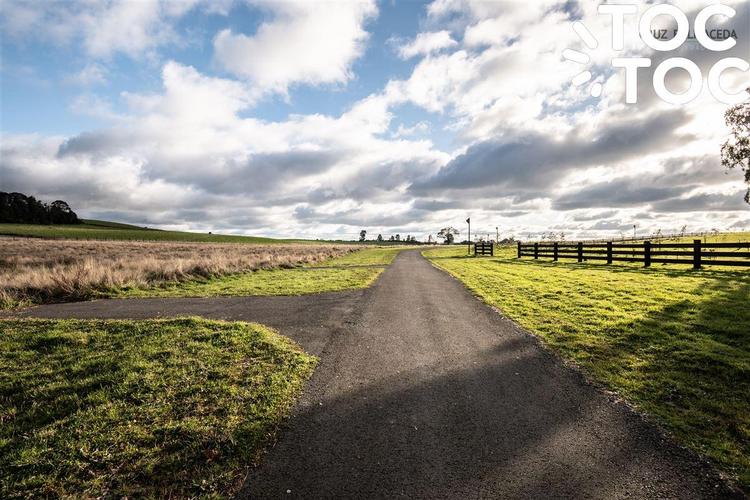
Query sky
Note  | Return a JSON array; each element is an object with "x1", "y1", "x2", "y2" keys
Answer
[{"x1": 1, "y1": 0, "x2": 749, "y2": 241}]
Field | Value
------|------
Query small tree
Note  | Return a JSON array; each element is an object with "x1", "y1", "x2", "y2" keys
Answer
[
  {"x1": 377, "y1": 234, "x2": 383, "y2": 242},
  {"x1": 437, "y1": 226, "x2": 459, "y2": 244},
  {"x1": 721, "y1": 88, "x2": 750, "y2": 203},
  {"x1": 359, "y1": 230, "x2": 367, "y2": 242},
  {"x1": 395, "y1": 234, "x2": 401, "y2": 241}
]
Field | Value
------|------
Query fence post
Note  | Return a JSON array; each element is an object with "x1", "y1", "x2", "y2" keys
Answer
[
  {"x1": 607, "y1": 241, "x2": 613, "y2": 265},
  {"x1": 644, "y1": 240, "x2": 651, "y2": 268},
  {"x1": 577, "y1": 241, "x2": 583, "y2": 263},
  {"x1": 517, "y1": 241, "x2": 522, "y2": 258},
  {"x1": 553, "y1": 242, "x2": 558, "y2": 262},
  {"x1": 693, "y1": 239, "x2": 702, "y2": 270},
  {"x1": 534, "y1": 242, "x2": 539, "y2": 260}
]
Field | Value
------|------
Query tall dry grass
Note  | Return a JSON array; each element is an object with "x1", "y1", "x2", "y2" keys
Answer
[{"x1": 0, "y1": 237, "x2": 356, "y2": 308}]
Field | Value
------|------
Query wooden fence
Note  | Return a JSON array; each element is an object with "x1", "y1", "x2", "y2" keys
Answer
[
  {"x1": 517, "y1": 239, "x2": 750, "y2": 269},
  {"x1": 474, "y1": 241, "x2": 494, "y2": 256}
]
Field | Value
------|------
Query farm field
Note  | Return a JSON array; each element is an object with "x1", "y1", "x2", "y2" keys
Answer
[
  {"x1": 0, "y1": 318, "x2": 316, "y2": 498},
  {"x1": 115, "y1": 266, "x2": 383, "y2": 298},
  {"x1": 423, "y1": 245, "x2": 750, "y2": 488},
  {"x1": 0, "y1": 220, "x2": 296, "y2": 243},
  {"x1": 0, "y1": 237, "x2": 358, "y2": 309},
  {"x1": 114, "y1": 247, "x2": 399, "y2": 298},
  {"x1": 309, "y1": 246, "x2": 407, "y2": 267}
]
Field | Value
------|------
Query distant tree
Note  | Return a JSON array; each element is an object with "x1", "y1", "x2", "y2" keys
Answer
[
  {"x1": 359, "y1": 230, "x2": 367, "y2": 242},
  {"x1": 679, "y1": 225, "x2": 687, "y2": 238},
  {"x1": 389, "y1": 235, "x2": 395, "y2": 241},
  {"x1": 377, "y1": 233, "x2": 384, "y2": 242},
  {"x1": 0, "y1": 192, "x2": 80, "y2": 225},
  {"x1": 395, "y1": 234, "x2": 401, "y2": 241},
  {"x1": 437, "y1": 226, "x2": 459, "y2": 244},
  {"x1": 49, "y1": 200, "x2": 78, "y2": 224},
  {"x1": 721, "y1": 88, "x2": 750, "y2": 203},
  {"x1": 427, "y1": 234, "x2": 433, "y2": 244}
]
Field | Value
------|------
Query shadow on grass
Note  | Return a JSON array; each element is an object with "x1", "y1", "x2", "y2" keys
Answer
[{"x1": 609, "y1": 279, "x2": 750, "y2": 487}]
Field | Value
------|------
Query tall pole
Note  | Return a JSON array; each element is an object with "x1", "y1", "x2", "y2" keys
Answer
[
  {"x1": 466, "y1": 217, "x2": 471, "y2": 255},
  {"x1": 496, "y1": 226, "x2": 499, "y2": 243}
]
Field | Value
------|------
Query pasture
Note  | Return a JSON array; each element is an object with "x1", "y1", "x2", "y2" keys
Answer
[
  {"x1": 0, "y1": 318, "x2": 316, "y2": 498},
  {"x1": 0, "y1": 238, "x2": 357, "y2": 309},
  {"x1": 0, "y1": 220, "x2": 291, "y2": 243},
  {"x1": 424, "y1": 244, "x2": 750, "y2": 488}
]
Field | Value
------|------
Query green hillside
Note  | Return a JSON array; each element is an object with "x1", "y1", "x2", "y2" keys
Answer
[{"x1": 0, "y1": 220, "x2": 291, "y2": 243}]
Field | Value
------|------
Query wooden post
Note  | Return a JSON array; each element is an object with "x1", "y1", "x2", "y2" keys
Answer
[
  {"x1": 577, "y1": 241, "x2": 583, "y2": 263},
  {"x1": 517, "y1": 241, "x2": 522, "y2": 258},
  {"x1": 693, "y1": 239, "x2": 702, "y2": 270},
  {"x1": 534, "y1": 242, "x2": 539, "y2": 260},
  {"x1": 553, "y1": 242, "x2": 558, "y2": 262},
  {"x1": 607, "y1": 241, "x2": 613, "y2": 265},
  {"x1": 644, "y1": 240, "x2": 651, "y2": 268}
]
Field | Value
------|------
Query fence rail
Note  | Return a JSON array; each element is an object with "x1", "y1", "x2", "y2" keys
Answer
[
  {"x1": 517, "y1": 240, "x2": 750, "y2": 269},
  {"x1": 474, "y1": 241, "x2": 494, "y2": 256}
]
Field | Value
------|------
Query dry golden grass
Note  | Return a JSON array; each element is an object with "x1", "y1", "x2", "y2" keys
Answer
[{"x1": 0, "y1": 237, "x2": 356, "y2": 308}]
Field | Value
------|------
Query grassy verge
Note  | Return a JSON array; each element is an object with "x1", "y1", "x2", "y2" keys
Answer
[
  {"x1": 0, "y1": 318, "x2": 316, "y2": 498},
  {"x1": 423, "y1": 246, "x2": 750, "y2": 490},
  {"x1": 114, "y1": 267, "x2": 384, "y2": 298},
  {"x1": 310, "y1": 246, "x2": 406, "y2": 267}
]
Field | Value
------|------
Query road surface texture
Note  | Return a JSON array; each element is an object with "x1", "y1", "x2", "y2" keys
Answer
[{"x1": 16, "y1": 250, "x2": 740, "y2": 498}]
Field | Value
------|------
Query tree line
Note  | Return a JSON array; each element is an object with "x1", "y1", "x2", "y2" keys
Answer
[{"x1": 0, "y1": 192, "x2": 80, "y2": 225}]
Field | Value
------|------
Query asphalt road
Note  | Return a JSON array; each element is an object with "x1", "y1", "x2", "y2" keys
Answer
[{"x1": 16, "y1": 250, "x2": 740, "y2": 498}]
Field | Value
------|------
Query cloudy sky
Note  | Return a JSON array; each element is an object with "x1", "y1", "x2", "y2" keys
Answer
[{"x1": 1, "y1": 0, "x2": 749, "y2": 240}]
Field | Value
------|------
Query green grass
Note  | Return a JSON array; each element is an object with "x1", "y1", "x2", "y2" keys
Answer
[
  {"x1": 310, "y1": 246, "x2": 406, "y2": 267},
  {"x1": 423, "y1": 245, "x2": 750, "y2": 490},
  {"x1": 0, "y1": 222, "x2": 291, "y2": 243},
  {"x1": 111, "y1": 247, "x2": 399, "y2": 299},
  {"x1": 0, "y1": 318, "x2": 316, "y2": 498},
  {"x1": 115, "y1": 266, "x2": 384, "y2": 298}
]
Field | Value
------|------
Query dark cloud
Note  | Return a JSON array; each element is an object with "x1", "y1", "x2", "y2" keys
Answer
[
  {"x1": 411, "y1": 109, "x2": 692, "y2": 195},
  {"x1": 554, "y1": 182, "x2": 686, "y2": 210},
  {"x1": 57, "y1": 131, "x2": 134, "y2": 158},
  {"x1": 651, "y1": 191, "x2": 749, "y2": 212}
]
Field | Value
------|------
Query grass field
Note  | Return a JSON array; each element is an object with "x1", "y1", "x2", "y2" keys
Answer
[
  {"x1": 116, "y1": 267, "x2": 384, "y2": 298},
  {"x1": 0, "y1": 221, "x2": 290, "y2": 243},
  {"x1": 0, "y1": 318, "x2": 316, "y2": 498},
  {"x1": 114, "y1": 247, "x2": 399, "y2": 299},
  {"x1": 0, "y1": 238, "x2": 356, "y2": 309},
  {"x1": 424, "y1": 245, "x2": 750, "y2": 490},
  {"x1": 310, "y1": 246, "x2": 406, "y2": 267}
]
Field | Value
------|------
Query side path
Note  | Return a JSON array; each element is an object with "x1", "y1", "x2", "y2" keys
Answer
[
  {"x1": 11, "y1": 292, "x2": 363, "y2": 356},
  {"x1": 240, "y1": 250, "x2": 739, "y2": 499}
]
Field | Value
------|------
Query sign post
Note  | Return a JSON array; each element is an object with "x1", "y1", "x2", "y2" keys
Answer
[{"x1": 466, "y1": 217, "x2": 471, "y2": 255}]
